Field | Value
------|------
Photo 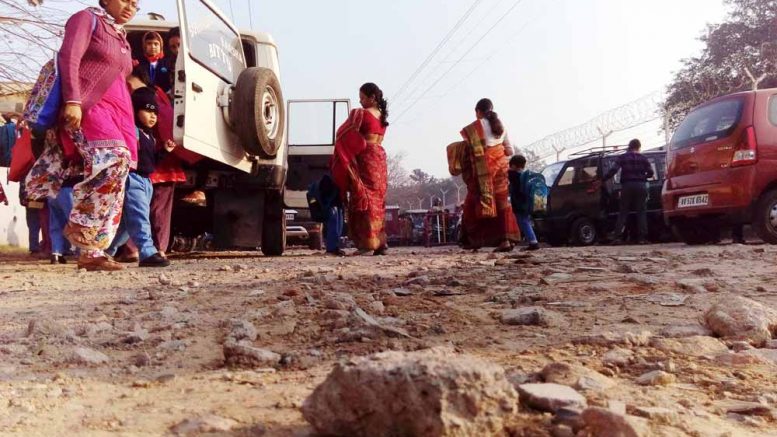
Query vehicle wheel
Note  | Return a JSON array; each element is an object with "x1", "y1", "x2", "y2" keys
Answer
[
  {"x1": 672, "y1": 221, "x2": 721, "y2": 245},
  {"x1": 570, "y1": 217, "x2": 597, "y2": 246},
  {"x1": 232, "y1": 67, "x2": 285, "y2": 158},
  {"x1": 308, "y1": 228, "x2": 323, "y2": 250},
  {"x1": 753, "y1": 189, "x2": 777, "y2": 244},
  {"x1": 261, "y1": 189, "x2": 286, "y2": 256}
]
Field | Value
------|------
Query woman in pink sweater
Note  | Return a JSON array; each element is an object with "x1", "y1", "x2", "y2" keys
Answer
[{"x1": 59, "y1": 0, "x2": 138, "y2": 271}]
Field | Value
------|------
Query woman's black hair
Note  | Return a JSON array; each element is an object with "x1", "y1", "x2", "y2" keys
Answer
[
  {"x1": 99, "y1": 0, "x2": 107, "y2": 8},
  {"x1": 131, "y1": 64, "x2": 152, "y2": 87},
  {"x1": 360, "y1": 82, "x2": 389, "y2": 127},
  {"x1": 475, "y1": 98, "x2": 504, "y2": 137}
]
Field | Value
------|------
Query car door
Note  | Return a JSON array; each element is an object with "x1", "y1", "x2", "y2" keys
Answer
[
  {"x1": 174, "y1": 0, "x2": 251, "y2": 172},
  {"x1": 284, "y1": 99, "x2": 351, "y2": 211}
]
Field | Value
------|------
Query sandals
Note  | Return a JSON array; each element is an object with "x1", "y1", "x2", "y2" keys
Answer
[
  {"x1": 181, "y1": 190, "x2": 207, "y2": 207},
  {"x1": 492, "y1": 241, "x2": 514, "y2": 253},
  {"x1": 64, "y1": 223, "x2": 102, "y2": 250},
  {"x1": 77, "y1": 254, "x2": 124, "y2": 272}
]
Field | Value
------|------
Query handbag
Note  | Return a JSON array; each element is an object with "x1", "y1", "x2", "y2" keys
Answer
[
  {"x1": 8, "y1": 128, "x2": 34, "y2": 182},
  {"x1": 22, "y1": 12, "x2": 97, "y2": 131}
]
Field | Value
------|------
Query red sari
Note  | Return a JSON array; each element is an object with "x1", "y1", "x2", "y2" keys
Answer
[
  {"x1": 331, "y1": 109, "x2": 388, "y2": 251},
  {"x1": 453, "y1": 121, "x2": 520, "y2": 248}
]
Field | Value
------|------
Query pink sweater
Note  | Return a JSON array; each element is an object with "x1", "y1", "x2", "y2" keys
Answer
[{"x1": 59, "y1": 10, "x2": 132, "y2": 111}]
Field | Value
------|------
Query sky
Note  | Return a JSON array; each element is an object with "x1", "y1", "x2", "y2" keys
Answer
[
  {"x1": 69, "y1": 0, "x2": 728, "y2": 176},
  {"x1": 156, "y1": 0, "x2": 727, "y2": 176},
  {"x1": 0, "y1": 0, "x2": 733, "y2": 246}
]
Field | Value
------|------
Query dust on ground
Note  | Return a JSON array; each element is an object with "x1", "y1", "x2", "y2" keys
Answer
[{"x1": 1, "y1": 244, "x2": 777, "y2": 436}]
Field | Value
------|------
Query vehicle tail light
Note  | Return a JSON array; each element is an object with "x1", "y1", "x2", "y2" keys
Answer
[{"x1": 731, "y1": 125, "x2": 757, "y2": 167}]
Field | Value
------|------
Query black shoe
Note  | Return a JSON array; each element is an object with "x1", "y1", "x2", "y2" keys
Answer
[
  {"x1": 521, "y1": 243, "x2": 540, "y2": 252},
  {"x1": 373, "y1": 246, "x2": 388, "y2": 256},
  {"x1": 50, "y1": 254, "x2": 67, "y2": 264},
  {"x1": 326, "y1": 249, "x2": 347, "y2": 257},
  {"x1": 139, "y1": 253, "x2": 171, "y2": 268}
]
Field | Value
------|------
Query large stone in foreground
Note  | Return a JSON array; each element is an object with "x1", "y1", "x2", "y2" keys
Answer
[
  {"x1": 704, "y1": 296, "x2": 777, "y2": 346},
  {"x1": 302, "y1": 348, "x2": 517, "y2": 437},
  {"x1": 581, "y1": 407, "x2": 648, "y2": 437},
  {"x1": 650, "y1": 336, "x2": 728, "y2": 357},
  {"x1": 516, "y1": 383, "x2": 587, "y2": 413}
]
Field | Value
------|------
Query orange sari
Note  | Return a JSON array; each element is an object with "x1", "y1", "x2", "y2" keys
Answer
[
  {"x1": 456, "y1": 121, "x2": 520, "y2": 248},
  {"x1": 331, "y1": 109, "x2": 388, "y2": 251}
]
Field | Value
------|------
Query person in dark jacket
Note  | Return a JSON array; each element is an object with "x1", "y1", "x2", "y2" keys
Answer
[
  {"x1": 508, "y1": 155, "x2": 539, "y2": 251},
  {"x1": 106, "y1": 87, "x2": 175, "y2": 267},
  {"x1": 136, "y1": 31, "x2": 173, "y2": 93},
  {"x1": 601, "y1": 139, "x2": 654, "y2": 244}
]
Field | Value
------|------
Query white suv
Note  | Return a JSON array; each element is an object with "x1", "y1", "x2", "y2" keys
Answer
[{"x1": 125, "y1": 0, "x2": 345, "y2": 256}]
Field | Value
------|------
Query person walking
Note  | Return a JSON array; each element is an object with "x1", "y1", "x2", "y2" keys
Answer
[
  {"x1": 508, "y1": 155, "x2": 540, "y2": 251},
  {"x1": 59, "y1": 0, "x2": 139, "y2": 271},
  {"x1": 601, "y1": 139, "x2": 654, "y2": 244},
  {"x1": 106, "y1": 86, "x2": 173, "y2": 268},
  {"x1": 331, "y1": 83, "x2": 390, "y2": 256},
  {"x1": 448, "y1": 98, "x2": 520, "y2": 252}
]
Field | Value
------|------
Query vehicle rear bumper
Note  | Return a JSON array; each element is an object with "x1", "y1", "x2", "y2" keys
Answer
[
  {"x1": 286, "y1": 226, "x2": 309, "y2": 239},
  {"x1": 662, "y1": 182, "x2": 754, "y2": 224}
]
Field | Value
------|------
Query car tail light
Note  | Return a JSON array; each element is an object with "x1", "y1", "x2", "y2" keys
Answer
[{"x1": 731, "y1": 125, "x2": 757, "y2": 167}]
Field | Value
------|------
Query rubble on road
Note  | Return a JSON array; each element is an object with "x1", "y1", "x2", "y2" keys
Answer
[
  {"x1": 3, "y1": 245, "x2": 777, "y2": 435},
  {"x1": 302, "y1": 348, "x2": 517, "y2": 437}
]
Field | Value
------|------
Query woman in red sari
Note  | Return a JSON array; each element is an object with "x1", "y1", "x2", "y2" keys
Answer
[
  {"x1": 449, "y1": 98, "x2": 520, "y2": 252},
  {"x1": 331, "y1": 83, "x2": 389, "y2": 255}
]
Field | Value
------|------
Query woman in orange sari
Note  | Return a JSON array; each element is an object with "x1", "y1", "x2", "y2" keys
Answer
[
  {"x1": 331, "y1": 83, "x2": 389, "y2": 255},
  {"x1": 450, "y1": 98, "x2": 520, "y2": 252}
]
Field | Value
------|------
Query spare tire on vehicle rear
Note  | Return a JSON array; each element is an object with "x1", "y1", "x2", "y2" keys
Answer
[{"x1": 232, "y1": 67, "x2": 285, "y2": 158}]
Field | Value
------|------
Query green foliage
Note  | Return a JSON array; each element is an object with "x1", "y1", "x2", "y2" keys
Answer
[{"x1": 664, "y1": 0, "x2": 777, "y2": 129}]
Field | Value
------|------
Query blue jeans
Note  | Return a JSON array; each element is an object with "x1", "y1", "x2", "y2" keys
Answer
[
  {"x1": 25, "y1": 207, "x2": 41, "y2": 252},
  {"x1": 108, "y1": 173, "x2": 158, "y2": 260},
  {"x1": 324, "y1": 206, "x2": 344, "y2": 252},
  {"x1": 516, "y1": 213, "x2": 538, "y2": 245},
  {"x1": 49, "y1": 187, "x2": 74, "y2": 256}
]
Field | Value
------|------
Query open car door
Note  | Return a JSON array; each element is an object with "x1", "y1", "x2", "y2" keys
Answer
[
  {"x1": 285, "y1": 99, "x2": 351, "y2": 210},
  {"x1": 174, "y1": 0, "x2": 251, "y2": 172}
]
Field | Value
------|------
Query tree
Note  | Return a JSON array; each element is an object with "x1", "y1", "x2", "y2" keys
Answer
[
  {"x1": 409, "y1": 168, "x2": 436, "y2": 185},
  {"x1": 664, "y1": 0, "x2": 777, "y2": 129},
  {"x1": 386, "y1": 151, "x2": 409, "y2": 189},
  {"x1": 0, "y1": 0, "x2": 82, "y2": 95}
]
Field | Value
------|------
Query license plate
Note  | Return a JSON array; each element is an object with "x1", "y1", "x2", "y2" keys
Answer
[
  {"x1": 677, "y1": 194, "x2": 709, "y2": 208},
  {"x1": 285, "y1": 213, "x2": 294, "y2": 221}
]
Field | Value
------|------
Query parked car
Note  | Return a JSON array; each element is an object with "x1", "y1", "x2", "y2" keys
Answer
[
  {"x1": 533, "y1": 147, "x2": 668, "y2": 246},
  {"x1": 126, "y1": 5, "x2": 345, "y2": 256},
  {"x1": 663, "y1": 88, "x2": 777, "y2": 244}
]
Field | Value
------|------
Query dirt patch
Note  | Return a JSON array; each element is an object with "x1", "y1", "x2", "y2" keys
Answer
[{"x1": 1, "y1": 244, "x2": 776, "y2": 435}]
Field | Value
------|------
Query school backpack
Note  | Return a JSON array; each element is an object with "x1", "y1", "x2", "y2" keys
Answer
[
  {"x1": 521, "y1": 170, "x2": 549, "y2": 214},
  {"x1": 22, "y1": 12, "x2": 97, "y2": 131}
]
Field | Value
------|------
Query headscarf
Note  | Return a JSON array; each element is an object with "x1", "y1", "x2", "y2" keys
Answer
[
  {"x1": 88, "y1": 6, "x2": 126, "y2": 37},
  {"x1": 143, "y1": 31, "x2": 165, "y2": 62}
]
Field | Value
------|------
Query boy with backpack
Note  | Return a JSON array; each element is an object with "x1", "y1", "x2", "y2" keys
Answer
[{"x1": 508, "y1": 155, "x2": 543, "y2": 251}]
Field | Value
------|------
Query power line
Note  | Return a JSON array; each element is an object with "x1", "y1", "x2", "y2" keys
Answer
[
  {"x1": 393, "y1": 0, "x2": 527, "y2": 123},
  {"x1": 391, "y1": 0, "x2": 483, "y2": 103}
]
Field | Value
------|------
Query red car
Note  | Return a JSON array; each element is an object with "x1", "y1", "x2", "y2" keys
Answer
[{"x1": 663, "y1": 88, "x2": 777, "y2": 244}]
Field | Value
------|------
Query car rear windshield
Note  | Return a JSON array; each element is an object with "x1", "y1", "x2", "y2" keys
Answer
[
  {"x1": 671, "y1": 98, "x2": 744, "y2": 150},
  {"x1": 541, "y1": 162, "x2": 565, "y2": 186}
]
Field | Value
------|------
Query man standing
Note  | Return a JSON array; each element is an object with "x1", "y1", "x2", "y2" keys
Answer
[{"x1": 601, "y1": 139, "x2": 654, "y2": 244}]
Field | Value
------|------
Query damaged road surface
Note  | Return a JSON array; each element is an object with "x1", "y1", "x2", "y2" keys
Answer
[{"x1": 1, "y1": 244, "x2": 777, "y2": 436}]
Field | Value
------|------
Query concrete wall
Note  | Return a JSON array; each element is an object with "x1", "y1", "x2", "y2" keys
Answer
[{"x1": 0, "y1": 168, "x2": 26, "y2": 248}]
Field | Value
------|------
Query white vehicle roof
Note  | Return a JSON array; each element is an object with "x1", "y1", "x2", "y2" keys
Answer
[{"x1": 126, "y1": 18, "x2": 277, "y2": 48}]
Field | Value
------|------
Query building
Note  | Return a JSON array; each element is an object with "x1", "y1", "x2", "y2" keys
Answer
[{"x1": 0, "y1": 82, "x2": 31, "y2": 247}]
